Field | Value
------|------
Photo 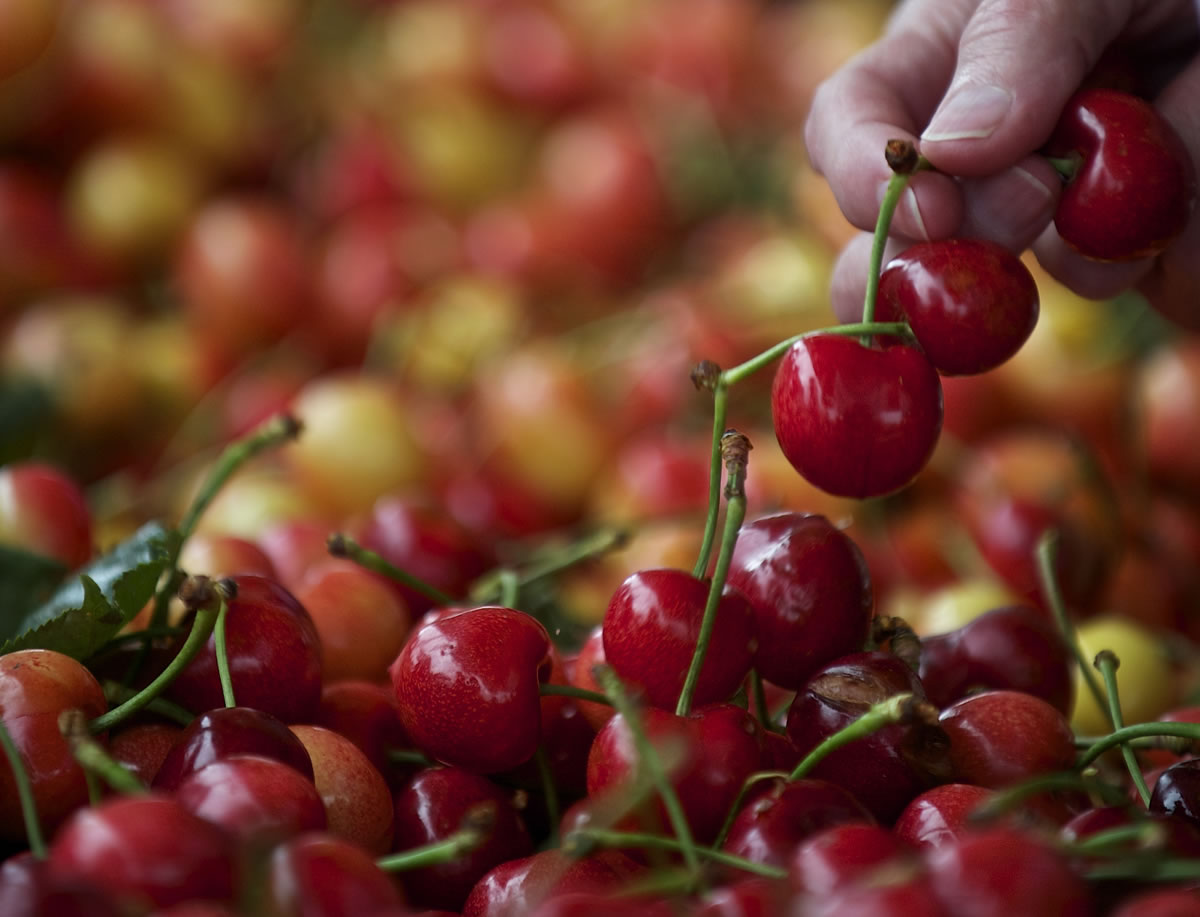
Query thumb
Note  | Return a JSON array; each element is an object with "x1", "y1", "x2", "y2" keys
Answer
[{"x1": 917, "y1": 0, "x2": 1132, "y2": 175}]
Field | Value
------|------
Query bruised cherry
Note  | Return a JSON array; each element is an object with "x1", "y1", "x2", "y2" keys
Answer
[{"x1": 771, "y1": 334, "x2": 943, "y2": 498}]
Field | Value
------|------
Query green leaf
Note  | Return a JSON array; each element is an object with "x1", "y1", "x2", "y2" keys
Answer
[
  {"x1": 0, "y1": 521, "x2": 180, "y2": 660},
  {"x1": 0, "y1": 544, "x2": 68, "y2": 630}
]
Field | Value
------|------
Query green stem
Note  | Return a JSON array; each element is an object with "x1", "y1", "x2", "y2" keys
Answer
[
  {"x1": 376, "y1": 804, "x2": 493, "y2": 872},
  {"x1": 91, "y1": 577, "x2": 226, "y2": 734},
  {"x1": 0, "y1": 718, "x2": 45, "y2": 857},
  {"x1": 497, "y1": 570, "x2": 519, "y2": 609},
  {"x1": 327, "y1": 533, "x2": 455, "y2": 607},
  {"x1": 535, "y1": 745, "x2": 560, "y2": 848},
  {"x1": 1085, "y1": 859, "x2": 1200, "y2": 882},
  {"x1": 567, "y1": 826, "x2": 787, "y2": 880},
  {"x1": 1036, "y1": 531, "x2": 1108, "y2": 723},
  {"x1": 863, "y1": 142, "x2": 932, "y2": 326},
  {"x1": 1045, "y1": 153, "x2": 1081, "y2": 182},
  {"x1": 712, "y1": 771, "x2": 788, "y2": 851},
  {"x1": 1094, "y1": 650, "x2": 1150, "y2": 806},
  {"x1": 471, "y1": 528, "x2": 629, "y2": 604},
  {"x1": 61, "y1": 709, "x2": 147, "y2": 795},
  {"x1": 788, "y1": 692, "x2": 921, "y2": 781},
  {"x1": 968, "y1": 770, "x2": 1128, "y2": 823},
  {"x1": 692, "y1": 381, "x2": 728, "y2": 580},
  {"x1": 750, "y1": 670, "x2": 778, "y2": 734},
  {"x1": 214, "y1": 596, "x2": 237, "y2": 709},
  {"x1": 101, "y1": 681, "x2": 194, "y2": 727},
  {"x1": 538, "y1": 683, "x2": 612, "y2": 706},
  {"x1": 387, "y1": 748, "x2": 435, "y2": 768},
  {"x1": 1061, "y1": 821, "x2": 1164, "y2": 856},
  {"x1": 678, "y1": 431, "x2": 750, "y2": 717},
  {"x1": 1078, "y1": 722, "x2": 1200, "y2": 770},
  {"x1": 594, "y1": 665, "x2": 701, "y2": 876}
]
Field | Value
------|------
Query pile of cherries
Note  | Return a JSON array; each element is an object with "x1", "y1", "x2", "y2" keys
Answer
[{"x1": 4, "y1": 3, "x2": 1200, "y2": 915}]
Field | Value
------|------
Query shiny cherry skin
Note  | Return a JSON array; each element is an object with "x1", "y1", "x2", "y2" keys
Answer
[
  {"x1": 392, "y1": 765, "x2": 533, "y2": 912},
  {"x1": 152, "y1": 705, "x2": 314, "y2": 791},
  {"x1": 893, "y1": 784, "x2": 997, "y2": 849},
  {"x1": 0, "y1": 649, "x2": 108, "y2": 843},
  {"x1": 786, "y1": 651, "x2": 951, "y2": 823},
  {"x1": 107, "y1": 722, "x2": 182, "y2": 785},
  {"x1": 939, "y1": 689, "x2": 1076, "y2": 789},
  {"x1": 918, "y1": 604, "x2": 1075, "y2": 716},
  {"x1": 390, "y1": 605, "x2": 553, "y2": 774},
  {"x1": 585, "y1": 702, "x2": 764, "y2": 844},
  {"x1": 690, "y1": 878, "x2": 793, "y2": 917},
  {"x1": 461, "y1": 849, "x2": 644, "y2": 917},
  {"x1": 771, "y1": 334, "x2": 943, "y2": 498},
  {"x1": 1150, "y1": 758, "x2": 1200, "y2": 828},
  {"x1": 46, "y1": 795, "x2": 236, "y2": 911},
  {"x1": 267, "y1": 831, "x2": 405, "y2": 917},
  {"x1": 1046, "y1": 88, "x2": 1197, "y2": 262},
  {"x1": 601, "y1": 568, "x2": 757, "y2": 711},
  {"x1": 789, "y1": 822, "x2": 912, "y2": 895},
  {"x1": 167, "y1": 574, "x2": 323, "y2": 724},
  {"x1": 874, "y1": 239, "x2": 1039, "y2": 376},
  {"x1": 720, "y1": 777, "x2": 875, "y2": 871},
  {"x1": 725, "y1": 512, "x2": 873, "y2": 690},
  {"x1": 923, "y1": 826, "x2": 1092, "y2": 917},
  {"x1": 173, "y1": 753, "x2": 327, "y2": 846},
  {"x1": 0, "y1": 462, "x2": 93, "y2": 569}
]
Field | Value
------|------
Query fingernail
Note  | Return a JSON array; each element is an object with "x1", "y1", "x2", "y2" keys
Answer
[
  {"x1": 1010, "y1": 166, "x2": 1055, "y2": 201},
  {"x1": 922, "y1": 83, "x2": 1013, "y2": 142}
]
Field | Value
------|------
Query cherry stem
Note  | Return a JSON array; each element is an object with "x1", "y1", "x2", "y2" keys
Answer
[
  {"x1": 1036, "y1": 530, "x2": 1109, "y2": 723},
  {"x1": 1061, "y1": 821, "x2": 1166, "y2": 857},
  {"x1": 535, "y1": 745, "x2": 560, "y2": 848},
  {"x1": 150, "y1": 413, "x2": 300, "y2": 630},
  {"x1": 1094, "y1": 650, "x2": 1151, "y2": 806},
  {"x1": 470, "y1": 527, "x2": 629, "y2": 606},
  {"x1": 862, "y1": 140, "x2": 933, "y2": 327},
  {"x1": 1045, "y1": 153, "x2": 1081, "y2": 183},
  {"x1": 214, "y1": 594, "x2": 237, "y2": 709},
  {"x1": 1078, "y1": 722, "x2": 1200, "y2": 770},
  {"x1": 594, "y1": 664, "x2": 701, "y2": 876},
  {"x1": 60, "y1": 709, "x2": 147, "y2": 795},
  {"x1": 326, "y1": 533, "x2": 456, "y2": 608},
  {"x1": 387, "y1": 748, "x2": 435, "y2": 768},
  {"x1": 538, "y1": 683, "x2": 612, "y2": 706},
  {"x1": 678, "y1": 431, "x2": 750, "y2": 718},
  {"x1": 565, "y1": 826, "x2": 788, "y2": 880},
  {"x1": 101, "y1": 681, "x2": 194, "y2": 727},
  {"x1": 968, "y1": 770, "x2": 1127, "y2": 824},
  {"x1": 788, "y1": 692, "x2": 926, "y2": 782},
  {"x1": 750, "y1": 670, "x2": 781, "y2": 734},
  {"x1": 1085, "y1": 859, "x2": 1200, "y2": 883},
  {"x1": 375, "y1": 803, "x2": 494, "y2": 872},
  {"x1": 691, "y1": 375, "x2": 728, "y2": 580},
  {"x1": 712, "y1": 771, "x2": 789, "y2": 850},
  {"x1": 0, "y1": 718, "x2": 46, "y2": 858},
  {"x1": 90, "y1": 576, "x2": 228, "y2": 734}
]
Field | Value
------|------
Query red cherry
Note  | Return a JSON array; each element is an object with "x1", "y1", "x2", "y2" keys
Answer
[
  {"x1": 0, "y1": 851, "x2": 125, "y2": 917},
  {"x1": 313, "y1": 680, "x2": 413, "y2": 785},
  {"x1": 1111, "y1": 889, "x2": 1200, "y2": 917},
  {"x1": 601, "y1": 568, "x2": 757, "y2": 711},
  {"x1": 771, "y1": 334, "x2": 943, "y2": 498},
  {"x1": 892, "y1": 783, "x2": 997, "y2": 850},
  {"x1": 805, "y1": 872, "x2": 950, "y2": 917},
  {"x1": 390, "y1": 606, "x2": 553, "y2": 774},
  {"x1": 461, "y1": 849, "x2": 644, "y2": 917},
  {"x1": 789, "y1": 822, "x2": 912, "y2": 895},
  {"x1": 46, "y1": 795, "x2": 236, "y2": 911},
  {"x1": 0, "y1": 462, "x2": 93, "y2": 569},
  {"x1": 107, "y1": 722, "x2": 182, "y2": 785},
  {"x1": 725, "y1": 512, "x2": 873, "y2": 690},
  {"x1": 567, "y1": 627, "x2": 615, "y2": 733},
  {"x1": 391, "y1": 766, "x2": 533, "y2": 911},
  {"x1": 875, "y1": 239, "x2": 1039, "y2": 376},
  {"x1": 267, "y1": 832, "x2": 406, "y2": 917},
  {"x1": 1046, "y1": 88, "x2": 1197, "y2": 262}
]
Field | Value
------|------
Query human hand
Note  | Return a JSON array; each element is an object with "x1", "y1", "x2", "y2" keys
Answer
[{"x1": 804, "y1": 0, "x2": 1200, "y2": 327}]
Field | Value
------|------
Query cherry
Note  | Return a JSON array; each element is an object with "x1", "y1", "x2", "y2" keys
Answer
[
  {"x1": 1111, "y1": 889, "x2": 1200, "y2": 917},
  {"x1": 568, "y1": 627, "x2": 615, "y2": 732},
  {"x1": 0, "y1": 851, "x2": 125, "y2": 917},
  {"x1": 290, "y1": 724, "x2": 396, "y2": 856},
  {"x1": 0, "y1": 648, "x2": 108, "y2": 843},
  {"x1": 152, "y1": 705, "x2": 314, "y2": 791},
  {"x1": 461, "y1": 849, "x2": 644, "y2": 917},
  {"x1": 107, "y1": 722, "x2": 182, "y2": 785},
  {"x1": 166, "y1": 574, "x2": 323, "y2": 724},
  {"x1": 892, "y1": 783, "x2": 995, "y2": 849},
  {"x1": 176, "y1": 533, "x2": 277, "y2": 581},
  {"x1": 392, "y1": 765, "x2": 533, "y2": 911},
  {"x1": 786, "y1": 651, "x2": 951, "y2": 823},
  {"x1": 1150, "y1": 758, "x2": 1200, "y2": 828},
  {"x1": 720, "y1": 777, "x2": 875, "y2": 871},
  {"x1": 771, "y1": 333, "x2": 943, "y2": 498},
  {"x1": 874, "y1": 239, "x2": 1039, "y2": 376},
  {"x1": 789, "y1": 821, "x2": 912, "y2": 895},
  {"x1": 586, "y1": 702, "x2": 764, "y2": 844},
  {"x1": 267, "y1": 831, "x2": 406, "y2": 917},
  {"x1": 0, "y1": 462, "x2": 93, "y2": 569},
  {"x1": 601, "y1": 568, "x2": 757, "y2": 711},
  {"x1": 923, "y1": 826, "x2": 1092, "y2": 917},
  {"x1": 313, "y1": 680, "x2": 413, "y2": 785},
  {"x1": 390, "y1": 605, "x2": 553, "y2": 774},
  {"x1": 918, "y1": 604, "x2": 1075, "y2": 716},
  {"x1": 1045, "y1": 88, "x2": 1197, "y2": 262},
  {"x1": 690, "y1": 878, "x2": 793, "y2": 917},
  {"x1": 725, "y1": 512, "x2": 873, "y2": 690},
  {"x1": 46, "y1": 795, "x2": 236, "y2": 911},
  {"x1": 939, "y1": 690, "x2": 1076, "y2": 789},
  {"x1": 805, "y1": 871, "x2": 950, "y2": 917},
  {"x1": 173, "y1": 753, "x2": 327, "y2": 845}
]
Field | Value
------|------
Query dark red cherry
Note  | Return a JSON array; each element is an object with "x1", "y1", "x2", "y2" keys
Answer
[
  {"x1": 918, "y1": 604, "x2": 1075, "y2": 716},
  {"x1": 892, "y1": 783, "x2": 996, "y2": 849},
  {"x1": 720, "y1": 777, "x2": 875, "y2": 871},
  {"x1": 152, "y1": 706, "x2": 314, "y2": 791},
  {"x1": 1046, "y1": 88, "x2": 1197, "y2": 262},
  {"x1": 601, "y1": 568, "x2": 757, "y2": 711},
  {"x1": 875, "y1": 239, "x2": 1039, "y2": 375},
  {"x1": 1150, "y1": 758, "x2": 1200, "y2": 828},
  {"x1": 585, "y1": 703, "x2": 764, "y2": 844},
  {"x1": 389, "y1": 606, "x2": 553, "y2": 773},
  {"x1": 939, "y1": 690, "x2": 1076, "y2": 789},
  {"x1": 392, "y1": 766, "x2": 533, "y2": 912},
  {"x1": 267, "y1": 832, "x2": 406, "y2": 917},
  {"x1": 771, "y1": 334, "x2": 943, "y2": 498},
  {"x1": 806, "y1": 871, "x2": 950, "y2": 917},
  {"x1": 107, "y1": 722, "x2": 183, "y2": 785},
  {"x1": 46, "y1": 795, "x2": 236, "y2": 910},
  {"x1": 725, "y1": 512, "x2": 873, "y2": 691},
  {"x1": 167, "y1": 574, "x2": 323, "y2": 723},
  {"x1": 786, "y1": 651, "x2": 951, "y2": 823},
  {"x1": 690, "y1": 878, "x2": 793, "y2": 917},
  {"x1": 461, "y1": 849, "x2": 644, "y2": 917},
  {"x1": 789, "y1": 822, "x2": 912, "y2": 895},
  {"x1": 174, "y1": 754, "x2": 327, "y2": 846},
  {"x1": 0, "y1": 852, "x2": 125, "y2": 917}
]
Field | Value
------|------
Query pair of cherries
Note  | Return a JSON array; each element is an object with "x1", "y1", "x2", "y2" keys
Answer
[{"x1": 771, "y1": 87, "x2": 1197, "y2": 501}]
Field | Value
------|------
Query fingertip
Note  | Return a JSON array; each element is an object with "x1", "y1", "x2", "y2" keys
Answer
[
  {"x1": 1031, "y1": 224, "x2": 1151, "y2": 302},
  {"x1": 829, "y1": 232, "x2": 909, "y2": 325}
]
